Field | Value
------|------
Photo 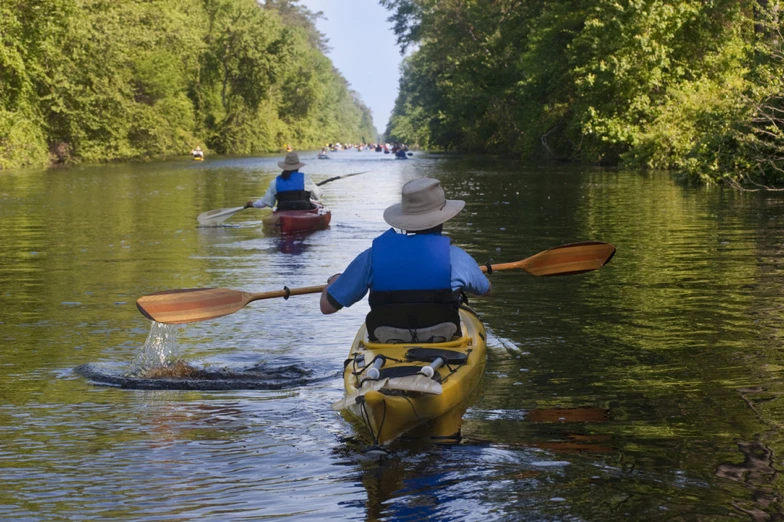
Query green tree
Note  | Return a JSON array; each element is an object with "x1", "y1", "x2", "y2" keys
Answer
[
  {"x1": 382, "y1": 0, "x2": 784, "y2": 186},
  {"x1": 0, "y1": 0, "x2": 376, "y2": 169}
]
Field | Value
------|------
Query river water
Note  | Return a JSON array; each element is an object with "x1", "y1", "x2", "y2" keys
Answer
[{"x1": 2, "y1": 151, "x2": 784, "y2": 520}]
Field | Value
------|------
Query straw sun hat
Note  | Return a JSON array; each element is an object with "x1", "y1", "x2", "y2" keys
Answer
[
  {"x1": 383, "y1": 178, "x2": 465, "y2": 231},
  {"x1": 278, "y1": 151, "x2": 305, "y2": 170}
]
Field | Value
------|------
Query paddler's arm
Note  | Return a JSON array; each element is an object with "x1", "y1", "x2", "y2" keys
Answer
[
  {"x1": 450, "y1": 246, "x2": 492, "y2": 297},
  {"x1": 246, "y1": 182, "x2": 277, "y2": 208},
  {"x1": 320, "y1": 249, "x2": 372, "y2": 314},
  {"x1": 320, "y1": 273, "x2": 343, "y2": 314},
  {"x1": 305, "y1": 176, "x2": 322, "y2": 201}
]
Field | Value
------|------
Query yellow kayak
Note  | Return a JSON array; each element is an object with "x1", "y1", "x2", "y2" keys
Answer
[{"x1": 334, "y1": 306, "x2": 486, "y2": 446}]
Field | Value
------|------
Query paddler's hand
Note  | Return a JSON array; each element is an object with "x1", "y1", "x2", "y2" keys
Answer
[{"x1": 244, "y1": 201, "x2": 254, "y2": 208}]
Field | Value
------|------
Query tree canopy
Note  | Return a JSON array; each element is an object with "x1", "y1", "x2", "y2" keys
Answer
[
  {"x1": 0, "y1": 0, "x2": 377, "y2": 169},
  {"x1": 382, "y1": 0, "x2": 784, "y2": 186}
]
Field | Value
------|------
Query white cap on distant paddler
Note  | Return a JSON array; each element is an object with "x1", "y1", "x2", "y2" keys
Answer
[{"x1": 383, "y1": 178, "x2": 465, "y2": 231}]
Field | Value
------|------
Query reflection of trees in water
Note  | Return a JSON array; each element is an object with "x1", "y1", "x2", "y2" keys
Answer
[
  {"x1": 715, "y1": 440, "x2": 781, "y2": 521},
  {"x1": 713, "y1": 387, "x2": 784, "y2": 520},
  {"x1": 503, "y1": 407, "x2": 613, "y2": 453}
]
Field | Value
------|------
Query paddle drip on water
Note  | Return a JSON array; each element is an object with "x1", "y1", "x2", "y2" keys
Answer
[
  {"x1": 126, "y1": 321, "x2": 182, "y2": 377},
  {"x1": 76, "y1": 318, "x2": 322, "y2": 389}
]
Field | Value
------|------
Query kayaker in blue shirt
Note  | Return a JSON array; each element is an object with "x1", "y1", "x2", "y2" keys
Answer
[
  {"x1": 245, "y1": 152, "x2": 322, "y2": 211},
  {"x1": 320, "y1": 178, "x2": 491, "y2": 343}
]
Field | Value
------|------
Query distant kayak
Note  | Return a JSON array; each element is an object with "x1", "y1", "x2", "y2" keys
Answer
[
  {"x1": 192, "y1": 156, "x2": 204, "y2": 161},
  {"x1": 262, "y1": 202, "x2": 331, "y2": 235}
]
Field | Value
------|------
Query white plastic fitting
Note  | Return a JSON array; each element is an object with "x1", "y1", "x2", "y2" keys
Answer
[
  {"x1": 367, "y1": 357, "x2": 385, "y2": 380},
  {"x1": 419, "y1": 357, "x2": 445, "y2": 379}
]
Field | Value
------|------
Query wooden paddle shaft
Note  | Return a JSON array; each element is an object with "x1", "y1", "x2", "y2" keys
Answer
[
  {"x1": 137, "y1": 241, "x2": 615, "y2": 323},
  {"x1": 249, "y1": 285, "x2": 326, "y2": 301}
]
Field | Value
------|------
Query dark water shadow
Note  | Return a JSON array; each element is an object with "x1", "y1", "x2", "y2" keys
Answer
[
  {"x1": 74, "y1": 361, "x2": 331, "y2": 390},
  {"x1": 276, "y1": 235, "x2": 311, "y2": 255}
]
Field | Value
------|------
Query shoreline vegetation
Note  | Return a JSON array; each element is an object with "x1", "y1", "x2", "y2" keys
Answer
[
  {"x1": 380, "y1": 0, "x2": 784, "y2": 188},
  {"x1": 0, "y1": 0, "x2": 376, "y2": 170}
]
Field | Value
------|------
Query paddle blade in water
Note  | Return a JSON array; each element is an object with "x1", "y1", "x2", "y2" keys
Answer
[
  {"x1": 136, "y1": 288, "x2": 250, "y2": 324},
  {"x1": 197, "y1": 206, "x2": 246, "y2": 226}
]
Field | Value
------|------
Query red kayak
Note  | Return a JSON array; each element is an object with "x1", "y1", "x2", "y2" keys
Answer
[{"x1": 262, "y1": 202, "x2": 331, "y2": 234}]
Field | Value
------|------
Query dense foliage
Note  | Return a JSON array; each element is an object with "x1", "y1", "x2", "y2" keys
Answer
[
  {"x1": 0, "y1": 0, "x2": 376, "y2": 169},
  {"x1": 381, "y1": 0, "x2": 784, "y2": 186}
]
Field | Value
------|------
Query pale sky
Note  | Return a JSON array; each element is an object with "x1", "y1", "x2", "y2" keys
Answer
[{"x1": 297, "y1": 0, "x2": 404, "y2": 135}]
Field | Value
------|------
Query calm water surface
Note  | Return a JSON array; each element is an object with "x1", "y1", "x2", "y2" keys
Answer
[{"x1": 2, "y1": 151, "x2": 784, "y2": 520}]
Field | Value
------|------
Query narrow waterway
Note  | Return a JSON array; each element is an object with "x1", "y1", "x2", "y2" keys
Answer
[{"x1": 2, "y1": 150, "x2": 784, "y2": 520}]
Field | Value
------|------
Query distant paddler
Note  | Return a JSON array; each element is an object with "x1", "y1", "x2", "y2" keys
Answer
[
  {"x1": 245, "y1": 151, "x2": 322, "y2": 211},
  {"x1": 191, "y1": 146, "x2": 204, "y2": 160}
]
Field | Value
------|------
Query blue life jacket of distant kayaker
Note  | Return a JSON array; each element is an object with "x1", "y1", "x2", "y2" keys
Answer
[
  {"x1": 276, "y1": 171, "x2": 305, "y2": 192},
  {"x1": 366, "y1": 229, "x2": 461, "y2": 338},
  {"x1": 275, "y1": 171, "x2": 312, "y2": 211}
]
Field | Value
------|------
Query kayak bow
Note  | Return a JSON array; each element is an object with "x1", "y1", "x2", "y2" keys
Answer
[{"x1": 335, "y1": 306, "x2": 486, "y2": 445}]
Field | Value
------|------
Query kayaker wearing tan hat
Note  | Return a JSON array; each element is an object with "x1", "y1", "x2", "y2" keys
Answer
[
  {"x1": 320, "y1": 178, "x2": 491, "y2": 343},
  {"x1": 246, "y1": 151, "x2": 322, "y2": 211}
]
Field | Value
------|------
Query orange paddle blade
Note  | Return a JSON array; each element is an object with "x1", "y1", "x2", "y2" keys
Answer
[
  {"x1": 136, "y1": 286, "x2": 325, "y2": 324},
  {"x1": 136, "y1": 288, "x2": 252, "y2": 324},
  {"x1": 484, "y1": 241, "x2": 615, "y2": 276}
]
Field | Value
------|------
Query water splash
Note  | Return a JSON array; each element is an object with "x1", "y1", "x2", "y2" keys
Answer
[{"x1": 126, "y1": 321, "x2": 181, "y2": 377}]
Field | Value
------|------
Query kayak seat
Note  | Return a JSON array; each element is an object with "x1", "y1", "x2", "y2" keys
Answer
[
  {"x1": 373, "y1": 323, "x2": 457, "y2": 344},
  {"x1": 405, "y1": 348, "x2": 467, "y2": 365},
  {"x1": 366, "y1": 304, "x2": 461, "y2": 343}
]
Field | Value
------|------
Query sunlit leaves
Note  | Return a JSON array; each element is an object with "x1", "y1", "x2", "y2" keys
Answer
[
  {"x1": 382, "y1": 0, "x2": 784, "y2": 186},
  {"x1": 0, "y1": 0, "x2": 376, "y2": 168}
]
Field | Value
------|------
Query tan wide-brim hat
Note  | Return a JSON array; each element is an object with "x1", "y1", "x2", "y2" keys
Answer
[
  {"x1": 278, "y1": 151, "x2": 305, "y2": 170},
  {"x1": 383, "y1": 178, "x2": 465, "y2": 231}
]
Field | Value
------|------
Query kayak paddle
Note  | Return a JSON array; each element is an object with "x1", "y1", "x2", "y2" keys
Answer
[
  {"x1": 137, "y1": 241, "x2": 616, "y2": 324},
  {"x1": 197, "y1": 206, "x2": 248, "y2": 226},
  {"x1": 197, "y1": 171, "x2": 371, "y2": 226},
  {"x1": 315, "y1": 170, "x2": 370, "y2": 186}
]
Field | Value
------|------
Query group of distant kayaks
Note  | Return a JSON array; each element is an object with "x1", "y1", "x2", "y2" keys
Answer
[
  {"x1": 318, "y1": 143, "x2": 411, "y2": 160},
  {"x1": 193, "y1": 144, "x2": 411, "y2": 162}
]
